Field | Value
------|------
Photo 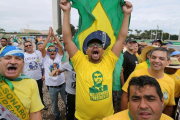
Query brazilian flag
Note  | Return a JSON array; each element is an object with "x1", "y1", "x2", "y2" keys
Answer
[{"x1": 68, "y1": 0, "x2": 129, "y2": 91}]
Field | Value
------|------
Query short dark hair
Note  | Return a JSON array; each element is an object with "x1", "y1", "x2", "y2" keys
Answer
[
  {"x1": 47, "y1": 45, "x2": 56, "y2": 50},
  {"x1": 24, "y1": 41, "x2": 32, "y2": 46},
  {"x1": 127, "y1": 75, "x2": 163, "y2": 102},
  {"x1": 149, "y1": 47, "x2": 170, "y2": 60},
  {"x1": 1, "y1": 37, "x2": 7, "y2": 41}
]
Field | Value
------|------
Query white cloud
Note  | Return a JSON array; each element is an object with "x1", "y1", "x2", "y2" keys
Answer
[{"x1": 0, "y1": 0, "x2": 179, "y2": 35}]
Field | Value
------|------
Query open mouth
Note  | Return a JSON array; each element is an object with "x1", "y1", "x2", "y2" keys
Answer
[
  {"x1": 7, "y1": 66, "x2": 17, "y2": 72},
  {"x1": 92, "y1": 50, "x2": 99, "y2": 57}
]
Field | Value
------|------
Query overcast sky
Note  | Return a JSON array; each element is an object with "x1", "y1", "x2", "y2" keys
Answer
[{"x1": 0, "y1": 0, "x2": 180, "y2": 35}]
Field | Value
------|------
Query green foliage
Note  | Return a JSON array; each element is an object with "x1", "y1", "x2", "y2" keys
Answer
[
  {"x1": 56, "y1": 24, "x2": 76, "y2": 36},
  {"x1": 0, "y1": 28, "x2": 5, "y2": 32}
]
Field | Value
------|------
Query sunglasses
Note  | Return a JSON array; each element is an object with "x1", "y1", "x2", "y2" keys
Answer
[
  {"x1": 25, "y1": 44, "x2": 32, "y2": 47},
  {"x1": 48, "y1": 49, "x2": 56, "y2": 52},
  {"x1": 88, "y1": 43, "x2": 103, "y2": 48}
]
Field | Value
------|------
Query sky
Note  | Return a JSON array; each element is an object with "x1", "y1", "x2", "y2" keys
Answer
[{"x1": 0, "y1": 0, "x2": 180, "y2": 35}]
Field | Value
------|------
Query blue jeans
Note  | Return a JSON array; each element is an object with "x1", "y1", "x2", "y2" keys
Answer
[{"x1": 49, "y1": 83, "x2": 66, "y2": 116}]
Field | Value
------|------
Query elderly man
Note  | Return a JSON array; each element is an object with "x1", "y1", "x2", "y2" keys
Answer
[
  {"x1": 61, "y1": 0, "x2": 132, "y2": 119},
  {"x1": 121, "y1": 47, "x2": 175, "y2": 117},
  {"x1": 0, "y1": 46, "x2": 44, "y2": 120},
  {"x1": 103, "y1": 76, "x2": 173, "y2": 120}
]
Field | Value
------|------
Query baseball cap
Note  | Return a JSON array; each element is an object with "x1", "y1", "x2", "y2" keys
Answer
[
  {"x1": 83, "y1": 30, "x2": 111, "y2": 54},
  {"x1": 151, "y1": 39, "x2": 162, "y2": 45},
  {"x1": 125, "y1": 38, "x2": 137, "y2": 44}
]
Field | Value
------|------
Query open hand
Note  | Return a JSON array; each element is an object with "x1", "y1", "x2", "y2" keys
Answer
[
  {"x1": 122, "y1": 1, "x2": 133, "y2": 15},
  {"x1": 60, "y1": 0, "x2": 71, "y2": 12}
]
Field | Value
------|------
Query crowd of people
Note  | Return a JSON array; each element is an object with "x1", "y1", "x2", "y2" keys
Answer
[{"x1": 0, "y1": 0, "x2": 180, "y2": 120}]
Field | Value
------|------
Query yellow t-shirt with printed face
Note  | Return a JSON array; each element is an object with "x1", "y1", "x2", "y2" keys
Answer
[
  {"x1": 103, "y1": 109, "x2": 173, "y2": 120},
  {"x1": 11, "y1": 79, "x2": 44, "y2": 114},
  {"x1": 134, "y1": 61, "x2": 148, "y2": 71},
  {"x1": 71, "y1": 50, "x2": 118, "y2": 120},
  {"x1": 122, "y1": 68, "x2": 175, "y2": 108},
  {"x1": 177, "y1": 69, "x2": 180, "y2": 77},
  {"x1": 166, "y1": 73, "x2": 180, "y2": 98}
]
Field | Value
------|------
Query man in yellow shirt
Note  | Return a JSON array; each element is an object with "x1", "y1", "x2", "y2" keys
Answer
[
  {"x1": 170, "y1": 50, "x2": 180, "y2": 77},
  {"x1": 60, "y1": 0, "x2": 133, "y2": 119},
  {"x1": 0, "y1": 46, "x2": 44, "y2": 120},
  {"x1": 164, "y1": 57, "x2": 180, "y2": 118},
  {"x1": 121, "y1": 47, "x2": 175, "y2": 117},
  {"x1": 103, "y1": 76, "x2": 173, "y2": 120}
]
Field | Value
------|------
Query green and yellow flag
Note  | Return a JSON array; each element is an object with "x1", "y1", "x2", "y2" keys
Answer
[{"x1": 69, "y1": 0, "x2": 129, "y2": 90}]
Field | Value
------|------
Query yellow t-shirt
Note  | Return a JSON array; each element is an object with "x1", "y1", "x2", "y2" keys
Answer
[
  {"x1": 122, "y1": 68, "x2": 175, "y2": 108},
  {"x1": 71, "y1": 50, "x2": 118, "y2": 120},
  {"x1": 166, "y1": 73, "x2": 180, "y2": 98},
  {"x1": 134, "y1": 61, "x2": 148, "y2": 71},
  {"x1": 135, "y1": 53, "x2": 142, "y2": 63},
  {"x1": 11, "y1": 79, "x2": 44, "y2": 114},
  {"x1": 176, "y1": 69, "x2": 180, "y2": 77},
  {"x1": 103, "y1": 109, "x2": 173, "y2": 120}
]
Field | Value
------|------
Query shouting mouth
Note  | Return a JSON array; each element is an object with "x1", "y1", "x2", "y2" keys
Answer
[
  {"x1": 6, "y1": 65, "x2": 18, "y2": 74},
  {"x1": 92, "y1": 50, "x2": 99, "y2": 58}
]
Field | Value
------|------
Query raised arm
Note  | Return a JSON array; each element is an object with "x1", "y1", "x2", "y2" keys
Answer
[
  {"x1": 41, "y1": 27, "x2": 51, "y2": 57},
  {"x1": 51, "y1": 28, "x2": 63, "y2": 56},
  {"x1": 112, "y1": 1, "x2": 133, "y2": 57},
  {"x1": 60, "y1": 0, "x2": 78, "y2": 58}
]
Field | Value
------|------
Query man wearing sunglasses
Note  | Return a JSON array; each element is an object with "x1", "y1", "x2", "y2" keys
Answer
[
  {"x1": 60, "y1": 0, "x2": 133, "y2": 119},
  {"x1": 23, "y1": 41, "x2": 48, "y2": 110},
  {"x1": 41, "y1": 27, "x2": 66, "y2": 120}
]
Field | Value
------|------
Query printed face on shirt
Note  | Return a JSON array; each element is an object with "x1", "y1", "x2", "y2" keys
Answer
[
  {"x1": 86, "y1": 42, "x2": 104, "y2": 63},
  {"x1": 0, "y1": 55, "x2": 24, "y2": 79},
  {"x1": 129, "y1": 85, "x2": 164, "y2": 120},
  {"x1": 149, "y1": 50, "x2": 170, "y2": 71},
  {"x1": 93, "y1": 73, "x2": 103, "y2": 85}
]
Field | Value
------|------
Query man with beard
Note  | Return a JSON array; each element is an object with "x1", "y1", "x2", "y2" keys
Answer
[
  {"x1": 121, "y1": 47, "x2": 175, "y2": 117},
  {"x1": 103, "y1": 76, "x2": 173, "y2": 120},
  {"x1": 60, "y1": 0, "x2": 133, "y2": 119},
  {"x1": 0, "y1": 46, "x2": 44, "y2": 120},
  {"x1": 0, "y1": 38, "x2": 8, "y2": 50},
  {"x1": 41, "y1": 27, "x2": 66, "y2": 120},
  {"x1": 123, "y1": 38, "x2": 138, "y2": 82}
]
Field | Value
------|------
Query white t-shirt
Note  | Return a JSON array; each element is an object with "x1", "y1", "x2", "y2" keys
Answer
[
  {"x1": 23, "y1": 50, "x2": 43, "y2": 80},
  {"x1": 43, "y1": 53, "x2": 65, "y2": 86},
  {"x1": 13, "y1": 42, "x2": 19, "y2": 46},
  {"x1": 60, "y1": 62, "x2": 76, "y2": 94}
]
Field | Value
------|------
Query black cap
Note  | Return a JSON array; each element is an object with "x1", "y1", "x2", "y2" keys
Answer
[{"x1": 126, "y1": 38, "x2": 137, "y2": 43}]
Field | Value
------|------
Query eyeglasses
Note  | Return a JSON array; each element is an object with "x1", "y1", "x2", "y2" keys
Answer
[
  {"x1": 88, "y1": 43, "x2": 103, "y2": 48},
  {"x1": 48, "y1": 49, "x2": 56, "y2": 52},
  {"x1": 25, "y1": 45, "x2": 32, "y2": 47}
]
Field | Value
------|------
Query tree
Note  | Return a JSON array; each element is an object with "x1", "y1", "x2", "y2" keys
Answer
[
  {"x1": 0, "y1": 28, "x2": 5, "y2": 32},
  {"x1": 56, "y1": 24, "x2": 76, "y2": 36},
  {"x1": 128, "y1": 29, "x2": 133, "y2": 34},
  {"x1": 134, "y1": 29, "x2": 142, "y2": 36}
]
